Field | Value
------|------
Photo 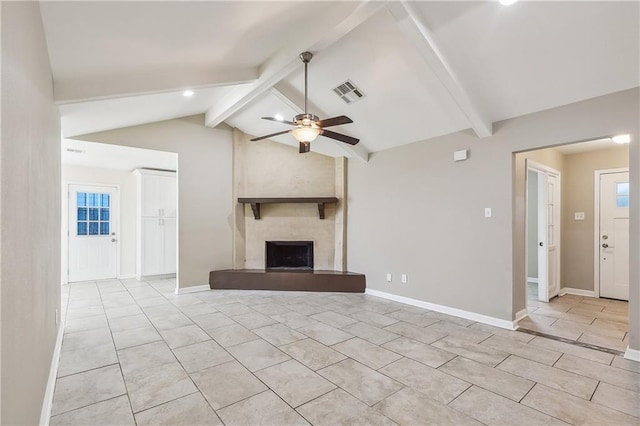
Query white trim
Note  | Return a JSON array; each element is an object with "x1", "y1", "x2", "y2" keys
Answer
[
  {"x1": 118, "y1": 274, "x2": 136, "y2": 280},
  {"x1": 39, "y1": 323, "x2": 63, "y2": 426},
  {"x1": 515, "y1": 308, "x2": 529, "y2": 322},
  {"x1": 174, "y1": 284, "x2": 210, "y2": 295},
  {"x1": 593, "y1": 168, "x2": 629, "y2": 299},
  {"x1": 559, "y1": 287, "x2": 597, "y2": 298},
  {"x1": 527, "y1": 277, "x2": 539, "y2": 284},
  {"x1": 624, "y1": 347, "x2": 640, "y2": 362},
  {"x1": 365, "y1": 288, "x2": 518, "y2": 330}
]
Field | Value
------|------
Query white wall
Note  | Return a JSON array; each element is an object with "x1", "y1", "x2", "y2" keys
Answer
[
  {"x1": 76, "y1": 115, "x2": 233, "y2": 288},
  {"x1": 1, "y1": 2, "x2": 61, "y2": 423},
  {"x1": 347, "y1": 88, "x2": 639, "y2": 340},
  {"x1": 527, "y1": 170, "x2": 538, "y2": 280},
  {"x1": 62, "y1": 166, "x2": 137, "y2": 281}
]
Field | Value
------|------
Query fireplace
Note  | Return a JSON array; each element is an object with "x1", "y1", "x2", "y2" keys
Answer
[{"x1": 266, "y1": 241, "x2": 314, "y2": 270}]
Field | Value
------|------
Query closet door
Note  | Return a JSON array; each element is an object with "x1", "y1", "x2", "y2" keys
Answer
[
  {"x1": 162, "y1": 218, "x2": 177, "y2": 274},
  {"x1": 160, "y1": 176, "x2": 177, "y2": 218},
  {"x1": 142, "y1": 218, "x2": 163, "y2": 275}
]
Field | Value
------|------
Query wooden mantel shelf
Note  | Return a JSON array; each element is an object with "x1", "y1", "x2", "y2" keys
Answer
[{"x1": 238, "y1": 197, "x2": 338, "y2": 220}]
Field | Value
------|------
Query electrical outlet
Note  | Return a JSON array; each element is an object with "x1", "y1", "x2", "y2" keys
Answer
[
  {"x1": 386, "y1": 273, "x2": 392, "y2": 283},
  {"x1": 401, "y1": 274, "x2": 408, "y2": 284}
]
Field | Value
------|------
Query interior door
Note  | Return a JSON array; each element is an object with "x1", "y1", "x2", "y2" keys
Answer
[
  {"x1": 535, "y1": 169, "x2": 561, "y2": 302},
  {"x1": 599, "y1": 171, "x2": 630, "y2": 300},
  {"x1": 68, "y1": 185, "x2": 117, "y2": 282}
]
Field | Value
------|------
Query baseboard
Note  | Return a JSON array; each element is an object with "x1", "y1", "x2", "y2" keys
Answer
[
  {"x1": 624, "y1": 346, "x2": 640, "y2": 362},
  {"x1": 118, "y1": 273, "x2": 136, "y2": 280},
  {"x1": 40, "y1": 321, "x2": 64, "y2": 425},
  {"x1": 515, "y1": 308, "x2": 529, "y2": 323},
  {"x1": 174, "y1": 284, "x2": 210, "y2": 295},
  {"x1": 365, "y1": 288, "x2": 517, "y2": 330},
  {"x1": 527, "y1": 277, "x2": 539, "y2": 284},
  {"x1": 559, "y1": 287, "x2": 596, "y2": 298}
]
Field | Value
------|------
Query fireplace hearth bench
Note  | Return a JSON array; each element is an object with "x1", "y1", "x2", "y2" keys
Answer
[{"x1": 209, "y1": 269, "x2": 365, "y2": 293}]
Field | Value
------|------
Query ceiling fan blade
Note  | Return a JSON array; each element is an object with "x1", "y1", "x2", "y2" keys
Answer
[
  {"x1": 317, "y1": 115, "x2": 353, "y2": 128},
  {"x1": 320, "y1": 129, "x2": 360, "y2": 145},
  {"x1": 250, "y1": 130, "x2": 291, "y2": 141},
  {"x1": 261, "y1": 117, "x2": 297, "y2": 126},
  {"x1": 299, "y1": 142, "x2": 311, "y2": 154}
]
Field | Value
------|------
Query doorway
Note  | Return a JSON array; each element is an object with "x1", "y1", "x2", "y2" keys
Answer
[
  {"x1": 527, "y1": 160, "x2": 561, "y2": 303},
  {"x1": 68, "y1": 184, "x2": 119, "y2": 282},
  {"x1": 595, "y1": 169, "x2": 630, "y2": 301}
]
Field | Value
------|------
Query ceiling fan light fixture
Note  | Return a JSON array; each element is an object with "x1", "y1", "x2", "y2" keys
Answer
[{"x1": 292, "y1": 126, "x2": 320, "y2": 143}]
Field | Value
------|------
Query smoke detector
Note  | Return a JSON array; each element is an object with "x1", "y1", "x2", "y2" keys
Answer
[{"x1": 333, "y1": 80, "x2": 365, "y2": 104}]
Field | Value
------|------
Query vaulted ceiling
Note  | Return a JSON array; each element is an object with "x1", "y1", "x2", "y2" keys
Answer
[{"x1": 41, "y1": 1, "x2": 640, "y2": 160}]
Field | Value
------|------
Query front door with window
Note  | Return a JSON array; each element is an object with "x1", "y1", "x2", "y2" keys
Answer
[
  {"x1": 599, "y1": 171, "x2": 629, "y2": 300},
  {"x1": 68, "y1": 185, "x2": 117, "y2": 282}
]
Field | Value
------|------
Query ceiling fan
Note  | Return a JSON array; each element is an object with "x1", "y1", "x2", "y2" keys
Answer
[{"x1": 250, "y1": 51, "x2": 359, "y2": 153}]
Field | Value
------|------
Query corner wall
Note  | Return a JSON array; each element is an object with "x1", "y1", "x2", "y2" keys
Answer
[
  {"x1": 77, "y1": 115, "x2": 233, "y2": 288},
  {"x1": 347, "y1": 88, "x2": 639, "y2": 335},
  {"x1": 1, "y1": 2, "x2": 61, "y2": 423}
]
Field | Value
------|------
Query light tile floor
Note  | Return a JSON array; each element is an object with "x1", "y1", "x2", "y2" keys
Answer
[
  {"x1": 52, "y1": 279, "x2": 639, "y2": 425},
  {"x1": 520, "y1": 283, "x2": 630, "y2": 352}
]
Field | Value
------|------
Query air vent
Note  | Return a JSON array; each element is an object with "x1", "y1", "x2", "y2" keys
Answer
[
  {"x1": 333, "y1": 79, "x2": 365, "y2": 104},
  {"x1": 65, "y1": 148, "x2": 85, "y2": 154}
]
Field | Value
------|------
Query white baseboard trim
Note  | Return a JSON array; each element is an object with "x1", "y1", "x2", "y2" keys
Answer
[
  {"x1": 365, "y1": 288, "x2": 517, "y2": 330},
  {"x1": 118, "y1": 274, "x2": 136, "y2": 280},
  {"x1": 624, "y1": 347, "x2": 640, "y2": 362},
  {"x1": 40, "y1": 322, "x2": 64, "y2": 425},
  {"x1": 527, "y1": 277, "x2": 539, "y2": 284},
  {"x1": 559, "y1": 287, "x2": 596, "y2": 298},
  {"x1": 174, "y1": 284, "x2": 210, "y2": 295}
]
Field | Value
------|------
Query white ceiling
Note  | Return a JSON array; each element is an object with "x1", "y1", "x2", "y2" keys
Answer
[
  {"x1": 554, "y1": 138, "x2": 630, "y2": 155},
  {"x1": 40, "y1": 1, "x2": 640, "y2": 160}
]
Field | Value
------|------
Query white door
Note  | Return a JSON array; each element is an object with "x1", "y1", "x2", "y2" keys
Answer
[
  {"x1": 599, "y1": 171, "x2": 630, "y2": 300},
  {"x1": 532, "y1": 165, "x2": 561, "y2": 303},
  {"x1": 162, "y1": 218, "x2": 177, "y2": 274},
  {"x1": 68, "y1": 185, "x2": 118, "y2": 282}
]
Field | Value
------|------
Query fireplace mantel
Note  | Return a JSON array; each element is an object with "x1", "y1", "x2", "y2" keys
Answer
[{"x1": 238, "y1": 197, "x2": 338, "y2": 219}]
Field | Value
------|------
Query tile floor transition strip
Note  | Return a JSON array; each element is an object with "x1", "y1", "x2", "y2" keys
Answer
[{"x1": 516, "y1": 328, "x2": 625, "y2": 356}]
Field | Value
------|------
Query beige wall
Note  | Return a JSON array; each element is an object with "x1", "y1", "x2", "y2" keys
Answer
[
  {"x1": 77, "y1": 115, "x2": 233, "y2": 288},
  {"x1": 62, "y1": 166, "x2": 138, "y2": 281},
  {"x1": 232, "y1": 129, "x2": 341, "y2": 270},
  {"x1": 1, "y1": 2, "x2": 61, "y2": 424},
  {"x1": 562, "y1": 146, "x2": 629, "y2": 291},
  {"x1": 347, "y1": 88, "x2": 639, "y2": 334}
]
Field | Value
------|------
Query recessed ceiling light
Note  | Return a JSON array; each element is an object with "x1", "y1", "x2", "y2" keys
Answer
[
  {"x1": 274, "y1": 114, "x2": 284, "y2": 121},
  {"x1": 499, "y1": 0, "x2": 518, "y2": 5},
  {"x1": 612, "y1": 134, "x2": 631, "y2": 144},
  {"x1": 183, "y1": 90, "x2": 194, "y2": 97}
]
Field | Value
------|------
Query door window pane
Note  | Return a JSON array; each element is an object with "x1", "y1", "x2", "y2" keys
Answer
[
  {"x1": 100, "y1": 222, "x2": 110, "y2": 235},
  {"x1": 76, "y1": 191, "x2": 111, "y2": 237},
  {"x1": 617, "y1": 182, "x2": 630, "y2": 207},
  {"x1": 77, "y1": 192, "x2": 87, "y2": 207}
]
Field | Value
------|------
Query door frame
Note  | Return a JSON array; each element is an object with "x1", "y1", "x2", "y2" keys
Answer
[
  {"x1": 525, "y1": 159, "x2": 562, "y2": 305},
  {"x1": 593, "y1": 168, "x2": 629, "y2": 298},
  {"x1": 65, "y1": 182, "x2": 121, "y2": 283}
]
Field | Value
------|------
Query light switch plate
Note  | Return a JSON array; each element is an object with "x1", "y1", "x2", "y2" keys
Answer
[
  {"x1": 401, "y1": 274, "x2": 408, "y2": 284},
  {"x1": 574, "y1": 212, "x2": 585, "y2": 220},
  {"x1": 386, "y1": 273, "x2": 392, "y2": 283},
  {"x1": 484, "y1": 208, "x2": 492, "y2": 218}
]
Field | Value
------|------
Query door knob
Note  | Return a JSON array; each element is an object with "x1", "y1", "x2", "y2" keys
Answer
[
  {"x1": 539, "y1": 242, "x2": 544, "y2": 247},
  {"x1": 111, "y1": 238, "x2": 117, "y2": 243},
  {"x1": 602, "y1": 243, "x2": 609, "y2": 248}
]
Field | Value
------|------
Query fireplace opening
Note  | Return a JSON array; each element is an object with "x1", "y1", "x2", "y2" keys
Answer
[{"x1": 266, "y1": 241, "x2": 314, "y2": 270}]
